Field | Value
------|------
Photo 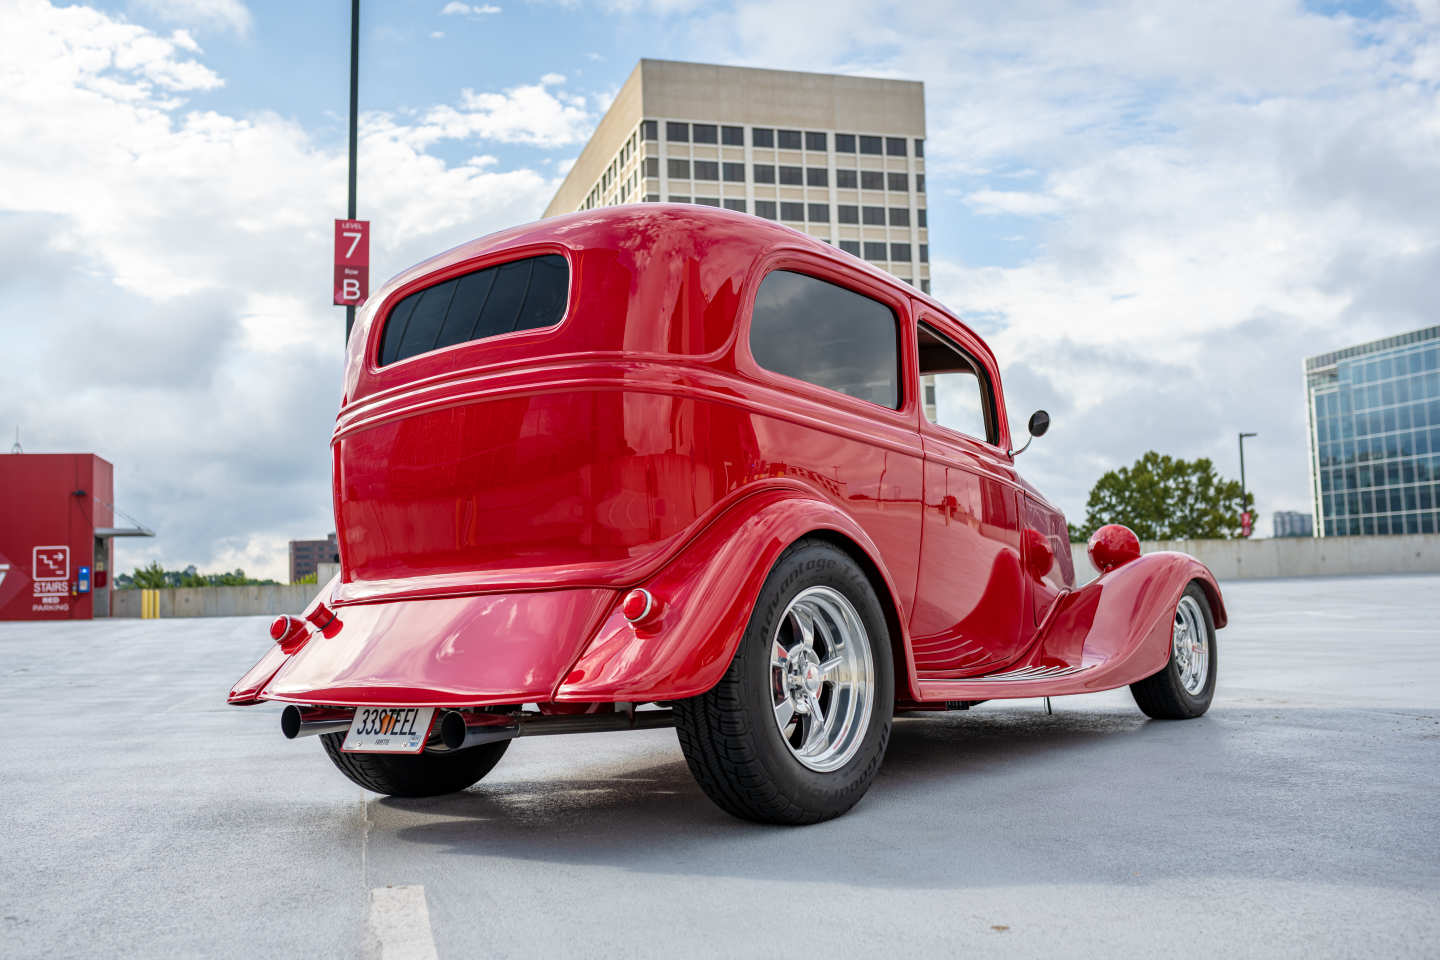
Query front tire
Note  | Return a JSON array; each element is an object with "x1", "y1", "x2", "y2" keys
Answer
[
  {"x1": 673, "y1": 539, "x2": 894, "y2": 825},
  {"x1": 319, "y1": 733, "x2": 509, "y2": 797},
  {"x1": 1130, "y1": 582, "x2": 1217, "y2": 719}
]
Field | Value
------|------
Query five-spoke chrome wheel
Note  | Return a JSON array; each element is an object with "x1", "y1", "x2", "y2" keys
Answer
[
  {"x1": 1172, "y1": 594, "x2": 1209, "y2": 695},
  {"x1": 770, "y1": 585, "x2": 875, "y2": 772}
]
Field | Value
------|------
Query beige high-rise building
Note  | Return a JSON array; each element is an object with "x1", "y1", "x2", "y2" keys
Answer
[{"x1": 544, "y1": 59, "x2": 930, "y2": 291}]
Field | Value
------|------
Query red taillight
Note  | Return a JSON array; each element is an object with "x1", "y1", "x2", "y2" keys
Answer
[
  {"x1": 621, "y1": 588, "x2": 657, "y2": 624},
  {"x1": 270, "y1": 615, "x2": 309, "y2": 654},
  {"x1": 304, "y1": 601, "x2": 344, "y2": 639}
]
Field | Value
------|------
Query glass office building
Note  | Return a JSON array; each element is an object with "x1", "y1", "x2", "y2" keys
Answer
[{"x1": 1304, "y1": 326, "x2": 1440, "y2": 536}]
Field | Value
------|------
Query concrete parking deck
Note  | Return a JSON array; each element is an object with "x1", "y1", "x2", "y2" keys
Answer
[{"x1": 3, "y1": 575, "x2": 1438, "y2": 958}]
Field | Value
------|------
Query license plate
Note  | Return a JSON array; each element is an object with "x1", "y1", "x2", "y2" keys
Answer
[{"x1": 341, "y1": 706, "x2": 435, "y2": 754}]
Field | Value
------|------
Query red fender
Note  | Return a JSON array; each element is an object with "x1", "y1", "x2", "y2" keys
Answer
[
  {"x1": 554, "y1": 486, "x2": 915, "y2": 704},
  {"x1": 913, "y1": 551, "x2": 1226, "y2": 702},
  {"x1": 227, "y1": 575, "x2": 341, "y2": 704}
]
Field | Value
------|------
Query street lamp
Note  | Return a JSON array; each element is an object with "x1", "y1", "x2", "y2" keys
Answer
[{"x1": 1239, "y1": 431, "x2": 1258, "y2": 536}]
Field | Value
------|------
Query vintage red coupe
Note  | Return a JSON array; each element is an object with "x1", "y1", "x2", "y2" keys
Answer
[{"x1": 230, "y1": 205, "x2": 1225, "y2": 824}]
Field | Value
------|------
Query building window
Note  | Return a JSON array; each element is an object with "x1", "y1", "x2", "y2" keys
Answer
[
  {"x1": 722, "y1": 162, "x2": 745, "y2": 182},
  {"x1": 888, "y1": 172, "x2": 908, "y2": 191},
  {"x1": 722, "y1": 125, "x2": 744, "y2": 146},
  {"x1": 695, "y1": 196, "x2": 720, "y2": 206},
  {"x1": 920, "y1": 279, "x2": 930, "y2": 293},
  {"x1": 915, "y1": 138, "x2": 924, "y2": 158},
  {"x1": 668, "y1": 195, "x2": 690, "y2": 203},
  {"x1": 666, "y1": 121, "x2": 689, "y2": 142},
  {"x1": 753, "y1": 164, "x2": 776, "y2": 184},
  {"x1": 642, "y1": 120, "x2": 658, "y2": 140},
  {"x1": 859, "y1": 135, "x2": 883, "y2": 155},
  {"x1": 778, "y1": 165, "x2": 803, "y2": 186},
  {"x1": 755, "y1": 200, "x2": 777, "y2": 219},
  {"x1": 920, "y1": 244, "x2": 929, "y2": 262},
  {"x1": 888, "y1": 208, "x2": 910, "y2": 227},
  {"x1": 836, "y1": 169, "x2": 857, "y2": 189},
  {"x1": 839, "y1": 240, "x2": 861, "y2": 256},
  {"x1": 778, "y1": 129, "x2": 802, "y2": 150},
  {"x1": 917, "y1": 174, "x2": 926, "y2": 192},
  {"x1": 749, "y1": 270, "x2": 900, "y2": 409},
  {"x1": 378, "y1": 254, "x2": 569, "y2": 367},
  {"x1": 862, "y1": 206, "x2": 885, "y2": 225},
  {"x1": 861, "y1": 170, "x2": 884, "y2": 190},
  {"x1": 780, "y1": 201, "x2": 805, "y2": 221},
  {"x1": 917, "y1": 208, "x2": 927, "y2": 228},
  {"x1": 807, "y1": 203, "x2": 830, "y2": 222},
  {"x1": 694, "y1": 160, "x2": 719, "y2": 181},
  {"x1": 806, "y1": 167, "x2": 828, "y2": 187},
  {"x1": 885, "y1": 136, "x2": 907, "y2": 157},
  {"x1": 692, "y1": 123, "x2": 718, "y2": 144},
  {"x1": 835, "y1": 133, "x2": 856, "y2": 153},
  {"x1": 644, "y1": 157, "x2": 659, "y2": 178},
  {"x1": 837, "y1": 205, "x2": 859, "y2": 224},
  {"x1": 724, "y1": 198, "x2": 747, "y2": 213},
  {"x1": 863, "y1": 241, "x2": 887, "y2": 260},
  {"x1": 890, "y1": 243, "x2": 912, "y2": 261},
  {"x1": 667, "y1": 158, "x2": 691, "y2": 179},
  {"x1": 752, "y1": 127, "x2": 775, "y2": 148},
  {"x1": 805, "y1": 131, "x2": 827, "y2": 151},
  {"x1": 645, "y1": 193, "x2": 660, "y2": 202}
]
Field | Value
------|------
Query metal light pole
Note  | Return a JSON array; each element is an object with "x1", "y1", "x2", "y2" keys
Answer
[
  {"x1": 345, "y1": 0, "x2": 360, "y2": 341},
  {"x1": 1238, "y1": 430, "x2": 1258, "y2": 521}
]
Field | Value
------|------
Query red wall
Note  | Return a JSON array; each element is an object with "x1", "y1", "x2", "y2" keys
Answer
[{"x1": 0, "y1": 454, "x2": 114, "y2": 620}]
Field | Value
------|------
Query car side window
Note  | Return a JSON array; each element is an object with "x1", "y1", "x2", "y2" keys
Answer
[
  {"x1": 918, "y1": 323, "x2": 995, "y2": 444},
  {"x1": 749, "y1": 270, "x2": 900, "y2": 409}
]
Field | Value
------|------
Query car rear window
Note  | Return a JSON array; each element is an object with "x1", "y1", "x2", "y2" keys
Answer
[
  {"x1": 749, "y1": 270, "x2": 900, "y2": 408},
  {"x1": 377, "y1": 254, "x2": 569, "y2": 367}
]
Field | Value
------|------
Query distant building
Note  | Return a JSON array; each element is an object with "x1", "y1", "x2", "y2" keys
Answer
[
  {"x1": 545, "y1": 59, "x2": 930, "y2": 291},
  {"x1": 1272, "y1": 510, "x2": 1313, "y2": 538},
  {"x1": 289, "y1": 533, "x2": 338, "y2": 584},
  {"x1": 1304, "y1": 325, "x2": 1440, "y2": 536}
]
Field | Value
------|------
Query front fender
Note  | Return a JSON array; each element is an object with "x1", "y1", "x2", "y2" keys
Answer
[{"x1": 553, "y1": 486, "x2": 911, "y2": 703}]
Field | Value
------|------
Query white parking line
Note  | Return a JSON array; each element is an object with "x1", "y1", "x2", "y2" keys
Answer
[{"x1": 368, "y1": 885, "x2": 439, "y2": 960}]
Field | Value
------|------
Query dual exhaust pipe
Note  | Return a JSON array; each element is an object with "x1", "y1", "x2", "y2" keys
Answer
[{"x1": 280, "y1": 704, "x2": 675, "y2": 752}]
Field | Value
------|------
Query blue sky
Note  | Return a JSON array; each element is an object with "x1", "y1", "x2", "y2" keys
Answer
[{"x1": 3, "y1": 0, "x2": 1439, "y2": 578}]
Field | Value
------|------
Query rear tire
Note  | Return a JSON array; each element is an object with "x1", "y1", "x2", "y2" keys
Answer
[
  {"x1": 1130, "y1": 582, "x2": 1217, "y2": 719},
  {"x1": 319, "y1": 734, "x2": 509, "y2": 797},
  {"x1": 673, "y1": 539, "x2": 894, "y2": 825}
]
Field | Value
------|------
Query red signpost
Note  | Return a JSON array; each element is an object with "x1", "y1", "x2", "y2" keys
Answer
[{"x1": 333, "y1": 219, "x2": 370, "y2": 307}]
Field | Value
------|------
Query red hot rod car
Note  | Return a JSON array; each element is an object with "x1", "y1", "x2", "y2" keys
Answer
[{"x1": 230, "y1": 205, "x2": 1225, "y2": 824}]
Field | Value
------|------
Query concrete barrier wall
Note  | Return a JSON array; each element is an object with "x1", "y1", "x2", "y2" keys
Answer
[
  {"x1": 1069, "y1": 533, "x2": 1440, "y2": 582},
  {"x1": 112, "y1": 584, "x2": 318, "y2": 618}
]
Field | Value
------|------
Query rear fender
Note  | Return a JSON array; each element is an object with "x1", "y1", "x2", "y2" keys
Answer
[{"x1": 553, "y1": 488, "x2": 915, "y2": 703}]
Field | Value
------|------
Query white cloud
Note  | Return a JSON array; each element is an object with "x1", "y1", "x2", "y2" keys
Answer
[
  {"x1": 0, "y1": 1, "x2": 565, "y2": 579},
  {"x1": 430, "y1": 30, "x2": 445, "y2": 39},
  {"x1": 440, "y1": 2, "x2": 501, "y2": 15},
  {"x1": 397, "y1": 78, "x2": 595, "y2": 148},
  {"x1": 135, "y1": 0, "x2": 254, "y2": 37}
]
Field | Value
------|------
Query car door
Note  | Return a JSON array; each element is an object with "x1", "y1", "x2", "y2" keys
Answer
[{"x1": 908, "y1": 317, "x2": 1030, "y2": 677}]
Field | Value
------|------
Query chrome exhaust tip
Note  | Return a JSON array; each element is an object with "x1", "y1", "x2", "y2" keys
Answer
[{"x1": 281, "y1": 704, "x2": 353, "y2": 739}]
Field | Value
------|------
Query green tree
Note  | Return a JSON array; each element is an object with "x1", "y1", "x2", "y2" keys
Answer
[
  {"x1": 1071, "y1": 451, "x2": 1251, "y2": 543},
  {"x1": 129, "y1": 561, "x2": 168, "y2": 589}
]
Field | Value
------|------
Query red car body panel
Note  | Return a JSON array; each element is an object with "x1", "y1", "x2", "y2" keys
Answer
[{"x1": 228, "y1": 205, "x2": 1225, "y2": 711}]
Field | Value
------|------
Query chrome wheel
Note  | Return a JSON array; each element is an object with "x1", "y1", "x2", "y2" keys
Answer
[
  {"x1": 770, "y1": 585, "x2": 875, "y2": 772},
  {"x1": 1172, "y1": 594, "x2": 1210, "y2": 695}
]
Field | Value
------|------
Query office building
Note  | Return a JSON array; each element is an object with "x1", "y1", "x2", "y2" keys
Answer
[
  {"x1": 1304, "y1": 326, "x2": 1440, "y2": 536},
  {"x1": 545, "y1": 59, "x2": 930, "y2": 291},
  {"x1": 1271, "y1": 510, "x2": 1313, "y2": 538},
  {"x1": 289, "y1": 532, "x2": 338, "y2": 584}
]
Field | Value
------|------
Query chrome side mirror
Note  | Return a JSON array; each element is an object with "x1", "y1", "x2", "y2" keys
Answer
[{"x1": 1010, "y1": 410, "x2": 1050, "y2": 457}]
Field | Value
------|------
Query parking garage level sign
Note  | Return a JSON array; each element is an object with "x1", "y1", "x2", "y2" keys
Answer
[{"x1": 333, "y1": 219, "x2": 370, "y2": 307}]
